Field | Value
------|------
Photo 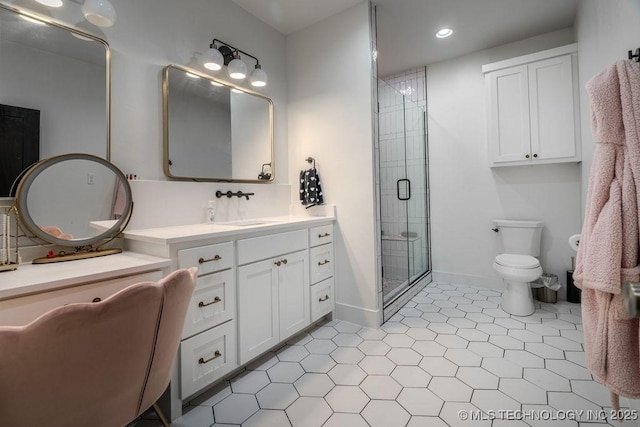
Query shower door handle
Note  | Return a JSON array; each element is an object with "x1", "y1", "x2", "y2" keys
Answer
[{"x1": 397, "y1": 178, "x2": 411, "y2": 201}]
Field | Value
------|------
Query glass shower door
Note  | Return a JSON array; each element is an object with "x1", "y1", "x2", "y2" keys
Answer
[{"x1": 378, "y1": 79, "x2": 430, "y2": 316}]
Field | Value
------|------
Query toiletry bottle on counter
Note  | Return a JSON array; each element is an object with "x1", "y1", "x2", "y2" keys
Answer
[{"x1": 206, "y1": 200, "x2": 216, "y2": 223}]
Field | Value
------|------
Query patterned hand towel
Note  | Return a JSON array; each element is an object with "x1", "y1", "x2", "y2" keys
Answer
[{"x1": 299, "y1": 168, "x2": 324, "y2": 208}]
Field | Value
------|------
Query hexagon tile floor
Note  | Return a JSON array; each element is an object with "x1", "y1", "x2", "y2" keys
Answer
[{"x1": 137, "y1": 281, "x2": 640, "y2": 427}]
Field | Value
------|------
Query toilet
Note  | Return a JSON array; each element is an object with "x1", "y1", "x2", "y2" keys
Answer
[{"x1": 492, "y1": 219, "x2": 544, "y2": 316}]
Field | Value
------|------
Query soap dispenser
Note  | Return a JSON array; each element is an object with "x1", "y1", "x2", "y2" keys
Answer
[{"x1": 206, "y1": 200, "x2": 216, "y2": 223}]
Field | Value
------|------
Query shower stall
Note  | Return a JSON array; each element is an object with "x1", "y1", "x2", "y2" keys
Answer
[{"x1": 376, "y1": 74, "x2": 431, "y2": 321}]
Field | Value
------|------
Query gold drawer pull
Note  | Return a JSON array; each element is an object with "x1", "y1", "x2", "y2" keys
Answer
[
  {"x1": 318, "y1": 232, "x2": 331, "y2": 238},
  {"x1": 199, "y1": 255, "x2": 221, "y2": 264},
  {"x1": 198, "y1": 296, "x2": 222, "y2": 307},
  {"x1": 318, "y1": 259, "x2": 330, "y2": 266},
  {"x1": 318, "y1": 295, "x2": 330, "y2": 302},
  {"x1": 198, "y1": 350, "x2": 222, "y2": 365}
]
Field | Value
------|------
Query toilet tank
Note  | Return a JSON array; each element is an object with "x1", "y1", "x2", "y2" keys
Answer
[{"x1": 493, "y1": 219, "x2": 544, "y2": 256}]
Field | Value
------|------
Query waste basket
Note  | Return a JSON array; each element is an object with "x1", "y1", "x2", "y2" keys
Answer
[
  {"x1": 566, "y1": 270, "x2": 581, "y2": 303},
  {"x1": 532, "y1": 273, "x2": 559, "y2": 303}
]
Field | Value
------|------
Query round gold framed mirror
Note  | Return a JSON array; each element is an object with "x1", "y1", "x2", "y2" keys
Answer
[{"x1": 15, "y1": 153, "x2": 132, "y2": 263}]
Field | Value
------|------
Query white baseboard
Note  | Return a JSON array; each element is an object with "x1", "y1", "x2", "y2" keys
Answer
[
  {"x1": 335, "y1": 301, "x2": 380, "y2": 328},
  {"x1": 432, "y1": 271, "x2": 504, "y2": 291}
]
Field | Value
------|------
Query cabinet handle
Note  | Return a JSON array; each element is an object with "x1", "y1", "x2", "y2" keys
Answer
[
  {"x1": 199, "y1": 255, "x2": 221, "y2": 264},
  {"x1": 525, "y1": 154, "x2": 530, "y2": 159},
  {"x1": 319, "y1": 295, "x2": 330, "y2": 302},
  {"x1": 533, "y1": 153, "x2": 538, "y2": 158},
  {"x1": 318, "y1": 232, "x2": 331, "y2": 238},
  {"x1": 198, "y1": 350, "x2": 222, "y2": 365},
  {"x1": 92, "y1": 297, "x2": 101, "y2": 303},
  {"x1": 198, "y1": 296, "x2": 222, "y2": 307},
  {"x1": 274, "y1": 260, "x2": 282, "y2": 266},
  {"x1": 282, "y1": 259, "x2": 287, "y2": 265},
  {"x1": 318, "y1": 259, "x2": 330, "y2": 266}
]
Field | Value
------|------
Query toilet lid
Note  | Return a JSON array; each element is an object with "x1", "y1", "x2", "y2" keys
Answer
[{"x1": 495, "y1": 254, "x2": 540, "y2": 269}]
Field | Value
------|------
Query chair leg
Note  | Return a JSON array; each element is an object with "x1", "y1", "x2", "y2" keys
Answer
[{"x1": 153, "y1": 402, "x2": 171, "y2": 427}]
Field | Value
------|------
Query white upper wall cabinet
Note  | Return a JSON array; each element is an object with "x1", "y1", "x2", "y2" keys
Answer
[{"x1": 483, "y1": 44, "x2": 581, "y2": 167}]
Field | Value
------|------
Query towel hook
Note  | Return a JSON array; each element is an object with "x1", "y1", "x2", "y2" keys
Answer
[
  {"x1": 628, "y1": 48, "x2": 640, "y2": 62},
  {"x1": 305, "y1": 157, "x2": 316, "y2": 169}
]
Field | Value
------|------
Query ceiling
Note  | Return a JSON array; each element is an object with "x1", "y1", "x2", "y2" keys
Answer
[{"x1": 232, "y1": 0, "x2": 580, "y2": 76}]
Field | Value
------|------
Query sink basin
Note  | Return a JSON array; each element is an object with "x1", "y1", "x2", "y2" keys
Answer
[{"x1": 221, "y1": 219, "x2": 281, "y2": 227}]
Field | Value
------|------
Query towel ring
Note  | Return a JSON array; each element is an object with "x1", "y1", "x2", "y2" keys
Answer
[{"x1": 305, "y1": 157, "x2": 316, "y2": 169}]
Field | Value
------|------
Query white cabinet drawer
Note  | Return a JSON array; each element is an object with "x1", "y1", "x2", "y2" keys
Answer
[
  {"x1": 237, "y1": 229, "x2": 307, "y2": 265},
  {"x1": 180, "y1": 320, "x2": 237, "y2": 399},
  {"x1": 182, "y1": 269, "x2": 235, "y2": 339},
  {"x1": 178, "y1": 242, "x2": 234, "y2": 275},
  {"x1": 310, "y1": 224, "x2": 333, "y2": 247},
  {"x1": 0, "y1": 271, "x2": 163, "y2": 327},
  {"x1": 310, "y1": 244, "x2": 334, "y2": 284},
  {"x1": 310, "y1": 277, "x2": 334, "y2": 322}
]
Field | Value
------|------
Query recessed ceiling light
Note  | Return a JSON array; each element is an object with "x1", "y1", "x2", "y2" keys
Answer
[{"x1": 435, "y1": 28, "x2": 453, "y2": 39}]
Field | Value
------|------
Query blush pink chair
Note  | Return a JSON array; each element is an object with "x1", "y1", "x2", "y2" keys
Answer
[{"x1": 0, "y1": 267, "x2": 197, "y2": 427}]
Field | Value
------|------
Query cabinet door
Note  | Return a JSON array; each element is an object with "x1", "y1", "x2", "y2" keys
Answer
[
  {"x1": 486, "y1": 65, "x2": 531, "y2": 164},
  {"x1": 278, "y1": 250, "x2": 310, "y2": 341},
  {"x1": 238, "y1": 258, "x2": 279, "y2": 364},
  {"x1": 528, "y1": 55, "x2": 576, "y2": 161}
]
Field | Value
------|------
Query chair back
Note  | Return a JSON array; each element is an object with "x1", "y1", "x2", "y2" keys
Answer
[{"x1": 0, "y1": 267, "x2": 196, "y2": 427}]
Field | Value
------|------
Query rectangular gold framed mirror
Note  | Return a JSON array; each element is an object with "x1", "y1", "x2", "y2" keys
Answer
[
  {"x1": 0, "y1": 3, "x2": 110, "y2": 197},
  {"x1": 162, "y1": 64, "x2": 274, "y2": 183}
]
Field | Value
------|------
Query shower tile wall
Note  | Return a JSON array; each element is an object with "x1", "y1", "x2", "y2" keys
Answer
[{"x1": 379, "y1": 68, "x2": 428, "y2": 282}]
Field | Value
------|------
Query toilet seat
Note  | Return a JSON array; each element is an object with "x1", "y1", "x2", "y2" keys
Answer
[{"x1": 495, "y1": 254, "x2": 540, "y2": 269}]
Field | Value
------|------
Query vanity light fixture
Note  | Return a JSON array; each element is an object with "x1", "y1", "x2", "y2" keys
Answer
[
  {"x1": 33, "y1": 0, "x2": 116, "y2": 27},
  {"x1": 435, "y1": 27, "x2": 453, "y2": 39},
  {"x1": 202, "y1": 38, "x2": 268, "y2": 87},
  {"x1": 227, "y1": 50, "x2": 247, "y2": 80},
  {"x1": 203, "y1": 42, "x2": 224, "y2": 71},
  {"x1": 249, "y1": 64, "x2": 267, "y2": 87},
  {"x1": 35, "y1": 0, "x2": 63, "y2": 7}
]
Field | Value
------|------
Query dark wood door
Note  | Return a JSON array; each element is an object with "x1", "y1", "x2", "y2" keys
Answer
[{"x1": 0, "y1": 104, "x2": 39, "y2": 196}]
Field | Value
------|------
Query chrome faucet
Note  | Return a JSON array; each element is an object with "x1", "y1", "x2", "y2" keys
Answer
[{"x1": 215, "y1": 190, "x2": 255, "y2": 200}]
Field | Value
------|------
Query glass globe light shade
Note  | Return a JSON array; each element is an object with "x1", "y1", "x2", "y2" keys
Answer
[
  {"x1": 36, "y1": 0, "x2": 63, "y2": 7},
  {"x1": 228, "y1": 58, "x2": 247, "y2": 80},
  {"x1": 249, "y1": 65, "x2": 267, "y2": 87},
  {"x1": 82, "y1": 0, "x2": 116, "y2": 28},
  {"x1": 203, "y1": 47, "x2": 224, "y2": 71}
]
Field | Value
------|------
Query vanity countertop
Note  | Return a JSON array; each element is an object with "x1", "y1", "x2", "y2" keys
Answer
[
  {"x1": 121, "y1": 214, "x2": 336, "y2": 246},
  {"x1": 0, "y1": 252, "x2": 171, "y2": 301}
]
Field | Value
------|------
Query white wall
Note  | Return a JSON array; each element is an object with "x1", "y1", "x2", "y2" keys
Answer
[
  {"x1": 287, "y1": 2, "x2": 378, "y2": 326},
  {"x1": 574, "y1": 1, "x2": 640, "y2": 417},
  {"x1": 3, "y1": 0, "x2": 288, "y2": 184},
  {"x1": 575, "y1": 0, "x2": 640, "y2": 217},
  {"x1": 427, "y1": 29, "x2": 582, "y2": 298}
]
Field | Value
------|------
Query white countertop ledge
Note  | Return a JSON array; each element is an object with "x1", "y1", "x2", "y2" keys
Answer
[
  {"x1": 123, "y1": 214, "x2": 336, "y2": 245},
  {"x1": 0, "y1": 252, "x2": 171, "y2": 301}
]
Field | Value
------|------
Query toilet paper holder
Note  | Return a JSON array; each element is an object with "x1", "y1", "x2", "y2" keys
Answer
[{"x1": 624, "y1": 282, "x2": 640, "y2": 318}]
